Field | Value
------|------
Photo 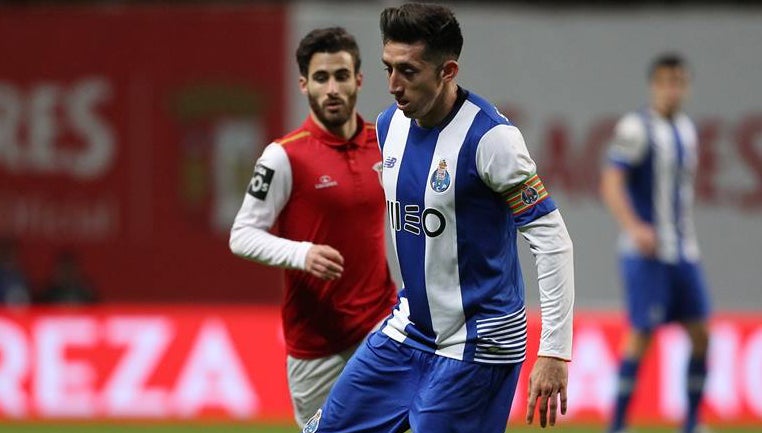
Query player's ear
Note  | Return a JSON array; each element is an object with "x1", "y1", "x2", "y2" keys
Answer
[
  {"x1": 355, "y1": 71, "x2": 364, "y2": 90},
  {"x1": 298, "y1": 75, "x2": 308, "y2": 95},
  {"x1": 440, "y1": 59, "x2": 459, "y2": 83}
]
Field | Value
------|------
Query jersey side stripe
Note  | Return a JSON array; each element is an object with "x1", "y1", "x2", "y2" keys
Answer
[{"x1": 276, "y1": 131, "x2": 311, "y2": 146}]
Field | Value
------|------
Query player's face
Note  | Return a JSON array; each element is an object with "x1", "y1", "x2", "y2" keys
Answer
[
  {"x1": 650, "y1": 66, "x2": 690, "y2": 117},
  {"x1": 382, "y1": 41, "x2": 448, "y2": 126},
  {"x1": 300, "y1": 51, "x2": 362, "y2": 129}
]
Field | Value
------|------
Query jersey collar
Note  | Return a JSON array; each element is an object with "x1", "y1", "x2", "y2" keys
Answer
[{"x1": 303, "y1": 114, "x2": 368, "y2": 149}]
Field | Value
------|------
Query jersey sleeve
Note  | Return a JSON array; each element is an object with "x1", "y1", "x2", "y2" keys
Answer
[
  {"x1": 607, "y1": 113, "x2": 649, "y2": 169},
  {"x1": 518, "y1": 210, "x2": 575, "y2": 360},
  {"x1": 475, "y1": 124, "x2": 557, "y2": 226},
  {"x1": 229, "y1": 142, "x2": 312, "y2": 270}
]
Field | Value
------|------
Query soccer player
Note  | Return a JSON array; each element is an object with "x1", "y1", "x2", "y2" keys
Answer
[
  {"x1": 229, "y1": 27, "x2": 397, "y2": 428},
  {"x1": 600, "y1": 53, "x2": 711, "y2": 433},
  {"x1": 302, "y1": 4, "x2": 574, "y2": 433}
]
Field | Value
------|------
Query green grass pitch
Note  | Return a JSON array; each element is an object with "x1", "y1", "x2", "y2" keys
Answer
[{"x1": 0, "y1": 423, "x2": 758, "y2": 433}]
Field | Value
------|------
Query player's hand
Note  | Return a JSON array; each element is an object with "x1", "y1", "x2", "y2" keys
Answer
[
  {"x1": 628, "y1": 222, "x2": 657, "y2": 257},
  {"x1": 305, "y1": 245, "x2": 344, "y2": 280},
  {"x1": 526, "y1": 356, "x2": 568, "y2": 428}
]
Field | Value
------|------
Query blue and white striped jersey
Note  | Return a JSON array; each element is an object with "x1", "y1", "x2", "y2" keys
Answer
[
  {"x1": 607, "y1": 108, "x2": 700, "y2": 263},
  {"x1": 376, "y1": 90, "x2": 564, "y2": 365}
]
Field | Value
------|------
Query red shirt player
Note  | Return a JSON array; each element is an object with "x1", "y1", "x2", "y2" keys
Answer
[{"x1": 229, "y1": 27, "x2": 397, "y2": 428}]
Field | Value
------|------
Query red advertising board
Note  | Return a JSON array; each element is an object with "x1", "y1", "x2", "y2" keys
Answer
[
  {"x1": 0, "y1": 6, "x2": 287, "y2": 302},
  {"x1": 0, "y1": 307, "x2": 760, "y2": 426},
  {"x1": 0, "y1": 305, "x2": 290, "y2": 420}
]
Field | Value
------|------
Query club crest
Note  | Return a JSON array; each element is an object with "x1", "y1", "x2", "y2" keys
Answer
[
  {"x1": 429, "y1": 159, "x2": 451, "y2": 193},
  {"x1": 521, "y1": 185, "x2": 539, "y2": 205},
  {"x1": 303, "y1": 408, "x2": 322, "y2": 433}
]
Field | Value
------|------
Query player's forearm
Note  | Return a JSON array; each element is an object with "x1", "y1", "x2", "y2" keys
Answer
[
  {"x1": 519, "y1": 210, "x2": 575, "y2": 361},
  {"x1": 229, "y1": 224, "x2": 312, "y2": 270},
  {"x1": 600, "y1": 167, "x2": 644, "y2": 232}
]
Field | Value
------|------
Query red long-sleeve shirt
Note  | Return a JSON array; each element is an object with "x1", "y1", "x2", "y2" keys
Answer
[{"x1": 230, "y1": 115, "x2": 397, "y2": 358}]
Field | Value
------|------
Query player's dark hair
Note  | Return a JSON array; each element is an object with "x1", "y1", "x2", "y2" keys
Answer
[
  {"x1": 296, "y1": 27, "x2": 361, "y2": 78},
  {"x1": 380, "y1": 3, "x2": 463, "y2": 64},
  {"x1": 648, "y1": 52, "x2": 688, "y2": 80}
]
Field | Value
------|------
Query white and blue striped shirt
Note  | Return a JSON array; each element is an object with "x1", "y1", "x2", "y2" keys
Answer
[
  {"x1": 377, "y1": 90, "x2": 574, "y2": 364},
  {"x1": 608, "y1": 108, "x2": 700, "y2": 263}
]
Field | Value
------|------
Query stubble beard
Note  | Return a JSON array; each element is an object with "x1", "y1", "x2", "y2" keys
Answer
[{"x1": 308, "y1": 91, "x2": 357, "y2": 129}]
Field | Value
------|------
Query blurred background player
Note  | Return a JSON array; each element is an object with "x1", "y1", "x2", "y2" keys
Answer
[
  {"x1": 229, "y1": 27, "x2": 397, "y2": 428},
  {"x1": 600, "y1": 53, "x2": 711, "y2": 433},
  {"x1": 305, "y1": 4, "x2": 574, "y2": 433}
]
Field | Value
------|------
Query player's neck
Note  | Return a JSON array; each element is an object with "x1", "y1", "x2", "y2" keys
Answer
[
  {"x1": 416, "y1": 83, "x2": 458, "y2": 129},
  {"x1": 311, "y1": 111, "x2": 358, "y2": 141},
  {"x1": 652, "y1": 103, "x2": 680, "y2": 120}
]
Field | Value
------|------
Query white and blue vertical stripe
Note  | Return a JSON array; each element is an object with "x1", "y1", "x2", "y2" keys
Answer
[
  {"x1": 376, "y1": 91, "x2": 555, "y2": 365},
  {"x1": 608, "y1": 109, "x2": 700, "y2": 263}
]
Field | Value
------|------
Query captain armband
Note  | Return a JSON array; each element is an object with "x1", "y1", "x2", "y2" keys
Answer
[{"x1": 503, "y1": 174, "x2": 550, "y2": 215}]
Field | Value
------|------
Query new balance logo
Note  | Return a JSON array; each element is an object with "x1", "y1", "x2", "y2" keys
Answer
[{"x1": 384, "y1": 156, "x2": 398, "y2": 169}]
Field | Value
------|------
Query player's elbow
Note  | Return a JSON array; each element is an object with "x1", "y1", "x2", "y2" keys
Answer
[
  {"x1": 599, "y1": 167, "x2": 624, "y2": 204},
  {"x1": 599, "y1": 172, "x2": 612, "y2": 204},
  {"x1": 549, "y1": 212, "x2": 574, "y2": 257},
  {"x1": 598, "y1": 176, "x2": 607, "y2": 201},
  {"x1": 561, "y1": 226, "x2": 574, "y2": 257},
  {"x1": 228, "y1": 227, "x2": 246, "y2": 257}
]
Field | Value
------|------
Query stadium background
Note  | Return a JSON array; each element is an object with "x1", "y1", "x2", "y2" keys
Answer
[{"x1": 0, "y1": 1, "x2": 760, "y2": 432}]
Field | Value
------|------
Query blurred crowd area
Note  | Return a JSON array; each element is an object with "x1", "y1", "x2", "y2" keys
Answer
[{"x1": 1, "y1": 238, "x2": 98, "y2": 306}]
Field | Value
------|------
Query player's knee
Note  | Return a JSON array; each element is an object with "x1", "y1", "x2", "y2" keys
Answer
[
  {"x1": 625, "y1": 329, "x2": 653, "y2": 358},
  {"x1": 686, "y1": 323, "x2": 710, "y2": 356}
]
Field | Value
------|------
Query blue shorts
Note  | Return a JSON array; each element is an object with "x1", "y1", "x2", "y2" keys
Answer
[
  {"x1": 620, "y1": 256, "x2": 710, "y2": 331},
  {"x1": 304, "y1": 331, "x2": 522, "y2": 433}
]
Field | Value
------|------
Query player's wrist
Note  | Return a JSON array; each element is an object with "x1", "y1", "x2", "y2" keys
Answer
[
  {"x1": 537, "y1": 354, "x2": 571, "y2": 362},
  {"x1": 623, "y1": 217, "x2": 644, "y2": 231}
]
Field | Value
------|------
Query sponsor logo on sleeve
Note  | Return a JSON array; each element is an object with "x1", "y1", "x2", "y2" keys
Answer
[{"x1": 247, "y1": 164, "x2": 274, "y2": 200}]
